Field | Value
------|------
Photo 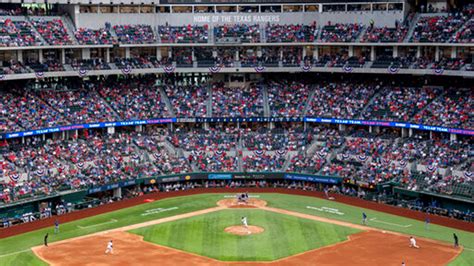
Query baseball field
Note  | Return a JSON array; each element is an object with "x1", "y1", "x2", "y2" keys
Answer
[{"x1": 0, "y1": 191, "x2": 472, "y2": 265}]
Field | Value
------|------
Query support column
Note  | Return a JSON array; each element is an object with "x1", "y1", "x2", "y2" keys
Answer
[
  {"x1": 393, "y1": 46, "x2": 398, "y2": 58},
  {"x1": 156, "y1": 47, "x2": 162, "y2": 60},
  {"x1": 38, "y1": 50, "x2": 44, "y2": 63},
  {"x1": 125, "y1": 47, "x2": 130, "y2": 59},
  {"x1": 105, "y1": 48, "x2": 110, "y2": 63},
  {"x1": 370, "y1": 46, "x2": 375, "y2": 61},
  {"x1": 416, "y1": 46, "x2": 421, "y2": 58},
  {"x1": 451, "y1": 47, "x2": 457, "y2": 59},
  {"x1": 135, "y1": 125, "x2": 143, "y2": 132},
  {"x1": 401, "y1": 128, "x2": 408, "y2": 138},
  {"x1": 369, "y1": 126, "x2": 373, "y2": 133},
  {"x1": 81, "y1": 48, "x2": 91, "y2": 60},
  {"x1": 435, "y1": 46, "x2": 440, "y2": 61},
  {"x1": 17, "y1": 50, "x2": 23, "y2": 62},
  {"x1": 60, "y1": 49, "x2": 65, "y2": 64},
  {"x1": 348, "y1": 46, "x2": 354, "y2": 57},
  {"x1": 302, "y1": 48, "x2": 306, "y2": 58},
  {"x1": 313, "y1": 46, "x2": 319, "y2": 60},
  {"x1": 235, "y1": 49, "x2": 239, "y2": 61},
  {"x1": 429, "y1": 131, "x2": 433, "y2": 139},
  {"x1": 408, "y1": 128, "x2": 413, "y2": 137}
]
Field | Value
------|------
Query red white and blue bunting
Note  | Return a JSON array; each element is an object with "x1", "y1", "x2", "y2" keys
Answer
[
  {"x1": 433, "y1": 68, "x2": 444, "y2": 75},
  {"x1": 9, "y1": 173, "x2": 20, "y2": 182},
  {"x1": 426, "y1": 164, "x2": 437, "y2": 172},
  {"x1": 387, "y1": 65, "x2": 400, "y2": 74},
  {"x1": 153, "y1": 152, "x2": 162, "y2": 160},
  {"x1": 399, "y1": 159, "x2": 407, "y2": 167},
  {"x1": 464, "y1": 171, "x2": 472, "y2": 179},
  {"x1": 358, "y1": 155, "x2": 368, "y2": 162},
  {"x1": 121, "y1": 65, "x2": 132, "y2": 75},
  {"x1": 317, "y1": 150, "x2": 327, "y2": 159},
  {"x1": 36, "y1": 169, "x2": 45, "y2": 176},
  {"x1": 35, "y1": 71, "x2": 44, "y2": 79},
  {"x1": 342, "y1": 65, "x2": 353, "y2": 73},
  {"x1": 78, "y1": 68, "x2": 88, "y2": 78},
  {"x1": 301, "y1": 64, "x2": 312, "y2": 72},
  {"x1": 254, "y1": 66, "x2": 265, "y2": 73},
  {"x1": 163, "y1": 65, "x2": 176, "y2": 74},
  {"x1": 253, "y1": 150, "x2": 264, "y2": 157},
  {"x1": 209, "y1": 65, "x2": 223, "y2": 74},
  {"x1": 276, "y1": 150, "x2": 287, "y2": 157}
]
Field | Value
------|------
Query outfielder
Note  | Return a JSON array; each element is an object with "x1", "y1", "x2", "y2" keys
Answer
[
  {"x1": 105, "y1": 240, "x2": 114, "y2": 254},
  {"x1": 409, "y1": 236, "x2": 420, "y2": 248}
]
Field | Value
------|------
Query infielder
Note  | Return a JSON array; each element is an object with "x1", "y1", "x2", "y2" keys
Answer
[
  {"x1": 362, "y1": 212, "x2": 367, "y2": 225},
  {"x1": 105, "y1": 240, "x2": 114, "y2": 254},
  {"x1": 409, "y1": 236, "x2": 420, "y2": 248},
  {"x1": 241, "y1": 216, "x2": 250, "y2": 234}
]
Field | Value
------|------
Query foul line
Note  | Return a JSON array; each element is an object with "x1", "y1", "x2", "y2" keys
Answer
[
  {"x1": 0, "y1": 249, "x2": 31, "y2": 258},
  {"x1": 77, "y1": 219, "x2": 118, "y2": 229},
  {"x1": 369, "y1": 218, "x2": 412, "y2": 228}
]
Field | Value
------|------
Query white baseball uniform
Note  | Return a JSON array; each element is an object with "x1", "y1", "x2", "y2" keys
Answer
[
  {"x1": 241, "y1": 217, "x2": 248, "y2": 227},
  {"x1": 105, "y1": 241, "x2": 114, "y2": 254},
  {"x1": 409, "y1": 237, "x2": 419, "y2": 248}
]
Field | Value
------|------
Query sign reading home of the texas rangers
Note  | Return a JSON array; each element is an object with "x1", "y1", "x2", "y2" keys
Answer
[{"x1": 193, "y1": 14, "x2": 280, "y2": 24}]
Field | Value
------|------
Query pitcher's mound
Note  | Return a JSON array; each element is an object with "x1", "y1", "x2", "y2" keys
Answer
[
  {"x1": 224, "y1": 225, "x2": 265, "y2": 236},
  {"x1": 217, "y1": 199, "x2": 267, "y2": 208}
]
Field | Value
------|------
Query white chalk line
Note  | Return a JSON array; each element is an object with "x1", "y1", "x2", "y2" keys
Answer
[
  {"x1": 369, "y1": 218, "x2": 412, "y2": 228},
  {"x1": 77, "y1": 219, "x2": 118, "y2": 229},
  {"x1": 0, "y1": 249, "x2": 31, "y2": 258}
]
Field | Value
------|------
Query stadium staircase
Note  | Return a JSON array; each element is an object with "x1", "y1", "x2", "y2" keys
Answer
[
  {"x1": 302, "y1": 86, "x2": 317, "y2": 116},
  {"x1": 158, "y1": 86, "x2": 176, "y2": 117},
  {"x1": 262, "y1": 85, "x2": 271, "y2": 117},
  {"x1": 24, "y1": 17, "x2": 47, "y2": 45},
  {"x1": 358, "y1": 88, "x2": 383, "y2": 119},
  {"x1": 404, "y1": 13, "x2": 421, "y2": 42},
  {"x1": 96, "y1": 94, "x2": 122, "y2": 120},
  {"x1": 62, "y1": 15, "x2": 79, "y2": 44},
  {"x1": 413, "y1": 87, "x2": 446, "y2": 116},
  {"x1": 281, "y1": 153, "x2": 293, "y2": 172},
  {"x1": 354, "y1": 26, "x2": 366, "y2": 42},
  {"x1": 260, "y1": 25, "x2": 267, "y2": 43},
  {"x1": 206, "y1": 85, "x2": 213, "y2": 117}
]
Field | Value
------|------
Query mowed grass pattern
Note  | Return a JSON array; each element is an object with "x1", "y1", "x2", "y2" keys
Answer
[{"x1": 130, "y1": 209, "x2": 360, "y2": 261}]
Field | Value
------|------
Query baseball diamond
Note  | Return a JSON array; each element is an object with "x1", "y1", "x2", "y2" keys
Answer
[{"x1": 0, "y1": 191, "x2": 472, "y2": 265}]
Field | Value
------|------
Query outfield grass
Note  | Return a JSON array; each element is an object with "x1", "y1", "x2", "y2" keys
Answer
[
  {"x1": 130, "y1": 209, "x2": 360, "y2": 261},
  {"x1": 0, "y1": 192, "x2": 472, "y2": 265}
]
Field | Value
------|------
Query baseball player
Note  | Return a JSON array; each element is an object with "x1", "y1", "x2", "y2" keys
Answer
[
  {"x1": 241, "y1": 216, "x2": 250, "y2": 234},
  {"x1": 105, "y1": 240, "x2": 114, "y2": 254},
  {"x1": 54, "y1": 219, "x2": 59, "y2": 234},
  {"x1": 409, "y1": 236, "x2": 420, "y2": 248},
  {"x1": 44, "y1": 233, "x2": 49, "y2": 247},
  {"x1": 453, "y1": 233, "x2": 459, "y2": 248},
  {"x1": 362, "y1": 212, "x2": 367, "y2": 225}
]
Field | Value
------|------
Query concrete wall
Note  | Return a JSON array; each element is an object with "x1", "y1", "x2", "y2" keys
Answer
[{"x1": 75, "y1": 10, "x2": 404, "y2": 29}]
